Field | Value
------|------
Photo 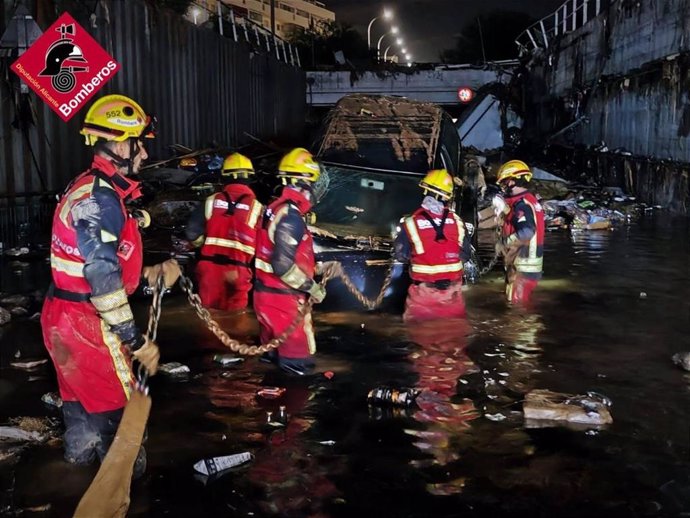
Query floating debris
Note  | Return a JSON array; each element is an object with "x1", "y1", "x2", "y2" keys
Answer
[
  {"x1": 193, "y1": 452, "x2": 253, "y2": 477},
  {"x1": 672, "y1": 352, "x2": 690, "y2": 372},
  {"x1": 367, "y1": 387, "x2": 420, "y2": 407},
  {"x1": 158, "y1": 362, "x2": 191, "y2": 377},
  {"x1": 523, "y1": 389, "x2": 612, "y2": 426},
  {"x1": 10, "y1": 359, "x2": 48, "y2": 371},
  {"x1": 41, "y1": 392, "x2": 63, "y2": 408},
  {"x1": 485, "y1": 413, "x2": 507, "y2": 422},
  {"x1": 256, "y1": 387, "x2": 286, "y2": 399},
  {"x1": 213, "y1": 354, "x2": 245, "y2": 366},
  {"x1": 318, "y1": 440, "x2": 336, "y2": 446}
]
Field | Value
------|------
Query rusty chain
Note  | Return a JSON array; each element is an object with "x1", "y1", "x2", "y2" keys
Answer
[
  {"x1": 177, "y1": 262, "x2": 342, "y2": 356},
  {"x1": 176, "y1": 259, "x2": 396, "y2": 355}
]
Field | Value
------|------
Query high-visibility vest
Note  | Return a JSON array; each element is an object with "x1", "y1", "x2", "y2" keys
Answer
[
  {"x1": 502, "y1": 191, "x2": 545, "y2": 274},
  {"x1": 49, "y1": 157, "x2": 143, "y2": 297},
  {"x1": 199, "y1": 184, "x2": 262, "y2": 265},
  {"x1": 402, "y1": 207, "x2": 465, "y2": 283},
  {"x1": 255, "y1": 188, "x2": 314, "y2": 292}
]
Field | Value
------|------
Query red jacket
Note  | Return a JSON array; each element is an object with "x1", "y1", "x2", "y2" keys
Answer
[
  {"x1": 502, "y1": 191, "x2": 545, "y2": 274},
  {"x1": 255, "y1": 188, "x2": 314, "y2": 293},
  {"x1": 401, "y1": 207, "x2": 466, "y2": 283},
  {"x1": 50, "y1": 156, "x2": 143, "y2": 297},
  {"x1": 199, "y1": 184, "x2": 262, "y2": 265}
]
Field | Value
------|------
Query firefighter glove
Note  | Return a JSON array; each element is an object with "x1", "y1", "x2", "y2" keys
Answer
[
  {"x1": 308, "y1": 283, "x2": 327, "y2": 304},
  {"x1": 132, "y1": 336, "x2": 160, "y2": 376},
  {"x1": 143, "y1": 258, "x2": 182, "y2": 289}
]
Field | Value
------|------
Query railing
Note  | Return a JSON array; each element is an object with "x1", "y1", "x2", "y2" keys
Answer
[
  {"x1": 515, "y1": 0, "x2": 612, "y2": 54},
  {"x1": 190, "y1": 1, "x2": 302, "y2": 66}
]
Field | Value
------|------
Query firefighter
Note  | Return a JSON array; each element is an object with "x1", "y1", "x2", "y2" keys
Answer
[
  {"x1": 40, "y1": 94, "x2": 180, "y2": 475},
  {"x1": 395, "y1": 169, "x2": 471, "y2": 322},
  {"x1": 185, "y1": 153, "x2": 263, "y2": 311},
  {"x1": 494, "y1": 159, "x2": 545, "y2": 305},
  {"x1": 253, "y1": 148, "x2": 325, "y2": 376}
]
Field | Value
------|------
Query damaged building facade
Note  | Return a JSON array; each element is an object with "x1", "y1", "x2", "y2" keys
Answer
[{"x1": 517, "y1": 0, "x2": 690, "y2": 212}]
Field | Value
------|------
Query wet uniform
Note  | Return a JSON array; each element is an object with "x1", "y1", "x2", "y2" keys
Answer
[
  {"x1": 253, "y1": 187, "x2": 317, "y2": 370},
  {"x1": 41, "y1": 155, "x2": 145, "y2": 466},
  {"x1": 502, "y1": 191, "x2": 545, "y2": 304},
  {"x1": 186, "y1": 183, "x2": 262, "y2": 311},
  {"x1": 395, "y1": 197, "x2": 471, "y2": 321}
]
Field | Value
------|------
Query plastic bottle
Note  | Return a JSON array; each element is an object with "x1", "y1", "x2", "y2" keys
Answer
[{"x1": 367, "y1": 387, "x2": 420, "y2": 407}]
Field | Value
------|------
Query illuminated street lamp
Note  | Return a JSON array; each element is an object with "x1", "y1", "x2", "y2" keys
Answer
[
  {"x1": 401, "y1": 48, "x2": 407, "y2": 54},
  {"x1": 191, "y1": 6, "x2": 201, "y2": 24},
  {"x1": 377, "y1": 26, "x2": 399, "y2": 60},
  {"x1": 367, "y1": 8, "x2": 393, "y2": 48},
  {"x1": 396, "y1": 38, "x2": 403, "y2": 46}
]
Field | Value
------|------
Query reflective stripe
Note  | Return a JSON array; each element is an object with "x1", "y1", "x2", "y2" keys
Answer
[
  {"x1": 247, "y1": 200, "x2": 262, "y2": 229},
  {"x1": 100, "y1": 321, "x2": 133, "y2": 400},
  {"x1": 256, "y1": 258, "x2": 274, "y2": 273},
  {"x1": 452, "y1": 213, "x2": 466, "y2": 243},
  {"x1": 280, "y1": 263, "x2": 309, "y2": 290},
  {"x1": 268, "y1": 205, "x2": 291, "y2": 244},
  {"x1": 50, "y1": 254, "x2": 85, "y2": 277},
  {"x1": 204, "y1": 237, "x2": 255, "y2": 255},
  {"x1": 204, "y1": 196, "x2": 215, "y2": 220},
  {"x1": 100, "y1": 304, "x2": 135, "y2": 326},
  {"x1": 411, "y1": 262, "x2": 464, "y2": 275},
  {"x1": 91, "y1": 288, "x2": 128, "y2": 312},
  {"x1": 514, "y1": 257, "x2": 543, "y2": 273},
  {"x1": 304, "y1": 308, "x2": 316, "y2": 354},
  {"x1": 404, "y1": 217, "x2": 425, "y2": 255}
]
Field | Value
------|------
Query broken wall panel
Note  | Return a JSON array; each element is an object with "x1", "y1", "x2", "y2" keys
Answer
[{"x1": 522, "y1": 0, "x2": 690, "y2": 211}]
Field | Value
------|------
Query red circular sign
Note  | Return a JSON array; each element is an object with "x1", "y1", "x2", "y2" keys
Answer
[{"x1": 458, "y1": 87, "x2": 474, "y2": 103}]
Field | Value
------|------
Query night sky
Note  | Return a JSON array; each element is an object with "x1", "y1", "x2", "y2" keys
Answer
[{"x1": 325, "y1": 0, "x2": 566, "y2": 62}]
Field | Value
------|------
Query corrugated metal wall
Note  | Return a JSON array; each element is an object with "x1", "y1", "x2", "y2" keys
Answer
[{"x1": 0, "y1": 0, "x2": 305, "y2": 198}]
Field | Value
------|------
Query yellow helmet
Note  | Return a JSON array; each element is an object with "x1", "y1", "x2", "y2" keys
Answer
[
  {"x1": 277, "y1": 148, "x2": 320, "y2": 184},
  {"x1": 80, "y1": 94, "x2": 156, "y2": 146},
  {"x1": 222, "y1": 152, "x2": 255, "y2": 178},
  {"x1": 419, "y1": 169, "x2": 454, "y2": 200},
  {"x1": 496, "y1": 160, "x2": 532, "y2": 183}
]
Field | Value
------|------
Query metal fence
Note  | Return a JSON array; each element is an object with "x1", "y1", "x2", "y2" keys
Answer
[
  {"x1": 0, "y1": 0, "x2": 306, "y2": 245},
  {"x1": 515, "y1": 0, "x2": 612, "y2": 54}
]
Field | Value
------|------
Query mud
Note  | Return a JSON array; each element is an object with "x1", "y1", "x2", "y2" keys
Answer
[{"x1": 1, "y1": 214, "x2": 690, "y2": 517}]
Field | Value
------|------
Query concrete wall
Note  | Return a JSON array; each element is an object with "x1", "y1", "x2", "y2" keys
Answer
[
  {"x1": 526, "y1": 0, "x2": 690, "y2": 161},
  {"x1": 307, "y1": 68, "x2": 512, "y2": 107}
]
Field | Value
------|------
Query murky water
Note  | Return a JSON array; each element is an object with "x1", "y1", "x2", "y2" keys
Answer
[{"x1": 2, "y1": 215, "x2": 690, "y2": 517}]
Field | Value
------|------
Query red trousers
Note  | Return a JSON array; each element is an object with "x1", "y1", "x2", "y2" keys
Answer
[
  {"x1": 196, "y1": 260, "x2": 252, "y2": 311},
  {"x1": 41, "y1": 297, "x2": 134, "y2": 414},
  {"x1": 403, "y1": 280, "x2": 466, "y2": 322},
  {"x1": 506, "y1": 273, "x2": 539, "y2": 305},
  {"x1": 253, "y1": 291, "x2": 315, "y2": 360}
]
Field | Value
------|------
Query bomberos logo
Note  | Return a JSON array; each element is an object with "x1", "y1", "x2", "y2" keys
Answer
[{"x1": 11, "y1": 12, "x2": 120, "y2": 122}]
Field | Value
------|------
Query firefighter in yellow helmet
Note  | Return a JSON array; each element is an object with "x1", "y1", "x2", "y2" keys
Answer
[
  {"x1": 185, "y1": 153, "x2": 263, "y2": 310},
  {"x1": 493, "y1": 159, "x2": 545, "y2": 305},
  {"x1": 253, "y1": 148, "x2": 326, "y2": 375},
  {"x1": 394, "y1": 169, "x2": 472, "y2": 321},
  {"x1": 41, "y1": 94, "x2": 180, "y2": 477}
]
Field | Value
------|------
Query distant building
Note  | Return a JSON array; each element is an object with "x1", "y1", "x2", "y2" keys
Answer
[{"x1": 188, "y1": 0, "x2": 335, "y2": 39}]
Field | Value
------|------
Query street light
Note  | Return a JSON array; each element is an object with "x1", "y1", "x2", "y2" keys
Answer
[
  {"x1": 367, "y1": 8, "x2": 393, "y2": 48},
  {"x1": 401, "y1": 48, "x2": 407, "y2": 54},
  {"x1": 384, "y1": 44, "x2": 393, "y2": 61},
  {"x1": 191, "y1": 6, "x2": 201, "y2": 25},
  {"x1": 376, "y1": 26, "x2": 399, "y2": 60}
]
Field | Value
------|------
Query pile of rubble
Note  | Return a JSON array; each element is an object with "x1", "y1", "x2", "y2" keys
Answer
[{"x1": 478, "y1": 171, "x2": 659, "y2": 232}]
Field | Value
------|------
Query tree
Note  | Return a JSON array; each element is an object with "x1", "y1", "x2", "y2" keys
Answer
[
  {"x1": 287, "y1": 20, "x2": 371, "y2": 68},
  {"x1": 440, "y1": 11, "x2": 536, "y2": 64}
]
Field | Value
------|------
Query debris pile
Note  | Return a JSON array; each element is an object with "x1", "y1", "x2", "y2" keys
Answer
[{"x1": 523, "y1": 389, "x2": 613, "y2": 427}]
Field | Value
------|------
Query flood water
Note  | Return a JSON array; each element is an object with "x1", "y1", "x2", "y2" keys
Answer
[{"x1": 2, "y1": 214, "x2": 690, "y2": 517}]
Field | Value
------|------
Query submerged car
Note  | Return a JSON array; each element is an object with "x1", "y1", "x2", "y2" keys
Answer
[{"x1": 310, "y1": 94, "x2": 478, "y2": 312}]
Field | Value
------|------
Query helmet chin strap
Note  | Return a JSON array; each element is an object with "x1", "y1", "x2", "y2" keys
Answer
[{"x1": 101, "y1": 139, "x2": 140, "y2": 176}]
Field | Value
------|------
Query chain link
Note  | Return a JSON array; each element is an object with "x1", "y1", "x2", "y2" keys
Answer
[{"x1": 177, "y1": 260, "x2": 395, "y2": 355}]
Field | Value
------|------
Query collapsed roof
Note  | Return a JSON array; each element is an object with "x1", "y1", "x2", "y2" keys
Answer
[{"x1": 316, "y1": 94, "x2": 444, "y2": 174}]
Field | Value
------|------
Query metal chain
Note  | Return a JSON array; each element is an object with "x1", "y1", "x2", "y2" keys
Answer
[
  {"x1": 178, "y1": 263, "x2": 342, "y2": 356},
  {"x1": 146, "y1": 275, "x2": 165, "y2": 342},
  {"x1": 479, "y1": 219, "x2": 504, "y2": 277},
  {"x1": 327, "y1": 260, "x2": 396, "y2": 310}
]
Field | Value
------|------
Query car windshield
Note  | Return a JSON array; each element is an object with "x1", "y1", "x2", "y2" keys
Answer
[{"x1": 313, "y1": 164, "x2": 423, "y2": 239}]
